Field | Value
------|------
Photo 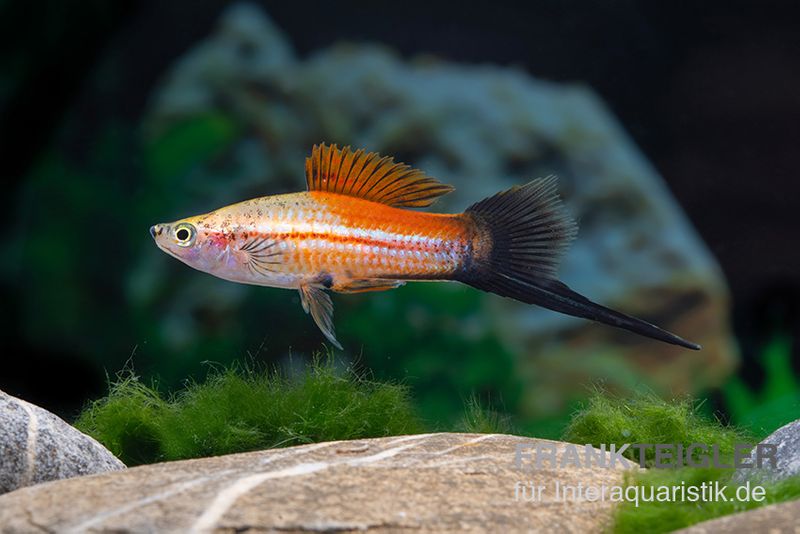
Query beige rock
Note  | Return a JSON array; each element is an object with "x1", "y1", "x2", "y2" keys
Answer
[
  {"x1": 676, "y1": 499, "x2": 800, "y2": 533},
  {"x1": 0, "y1": 433, "x2": 635, "y2": 532}
]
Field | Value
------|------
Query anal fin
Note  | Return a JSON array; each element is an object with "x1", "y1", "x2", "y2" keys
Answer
[
  {"x1": 333, "y1": 279, "x2": 406, "y2": 294},
  {"x1": 298, "y1": 284, "x2": 342, "y2": 350}
]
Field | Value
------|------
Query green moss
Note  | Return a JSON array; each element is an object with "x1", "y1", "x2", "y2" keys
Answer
[
  {"x1": 75, "y1": 358, "x2": 424, "y2": 465},
  {"x1": 614, "y1": 468, "x2": 800, "y2": 533},
  {"x1": 457, "y1": 395, "x2": 514, "y2": 434},
  {"x1": 562, "y1": 391, "x2": 800, "y2": 533},
  {"x1": 562, "y1": 390, "x2": 747, "y2": 466}
]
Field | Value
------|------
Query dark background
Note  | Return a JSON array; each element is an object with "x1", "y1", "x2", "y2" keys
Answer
[{"x1": 2, "y1": 0, "x2": 799, "y2": 418}]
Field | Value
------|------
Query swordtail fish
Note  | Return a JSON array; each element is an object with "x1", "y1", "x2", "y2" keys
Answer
[{"x1": 150, "y1": 143, "x2": 700, "y2": 351}]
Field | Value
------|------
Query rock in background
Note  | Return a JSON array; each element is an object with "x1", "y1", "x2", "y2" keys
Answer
[
  {"x1": 141, "y1": 3, "x2": 736, "y2": 421},
  {"x1": 0, "y1": 390, "x2": 125, "y2": 495},
  {"x1": 734, "y1": 418, "x2": 800, "y2": 484},
  {"x1": 0, "y1": 433, "x2": 634, "y2": 532}
]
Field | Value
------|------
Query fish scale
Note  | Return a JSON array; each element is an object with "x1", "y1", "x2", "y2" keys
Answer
[{"x1": 227, "y1": 192, "x2": 470, "y2": 280}]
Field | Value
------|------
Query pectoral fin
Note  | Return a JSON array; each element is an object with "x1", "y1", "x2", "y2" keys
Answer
[
  {"x1": 333, "y1": 279, "x2": 406, "y2": 294},
  {"x1": 298, "y1": 283, "x2": 342, "y2": 350}
]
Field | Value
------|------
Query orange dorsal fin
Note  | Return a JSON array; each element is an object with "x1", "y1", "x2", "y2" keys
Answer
[{"x1": 305, "y1": 143, "x2": 454, "y2": 208}]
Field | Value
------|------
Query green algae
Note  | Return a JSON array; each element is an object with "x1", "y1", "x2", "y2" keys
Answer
[
  {"x1": 75, "y1": 358, "x2": 423, "y2": 466},
  {"x1": 563, "y1": 390, "x2": 747, "y2": 466},
  {"x1": 562, "y1": 390, "x2": 800, "y2": 533}
]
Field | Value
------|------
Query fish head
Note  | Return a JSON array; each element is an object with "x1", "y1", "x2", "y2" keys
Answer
[
  {"x1": 149, "y1": 214, "x2": 222, "y2": 273},
  {"x1": 150, "y1": 207, "x2": 278, "y2": 284}
]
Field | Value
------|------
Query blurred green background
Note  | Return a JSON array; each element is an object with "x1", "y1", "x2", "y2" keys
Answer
[{"x1": 2, "y1": 0, "x2": 798, "y2": 438}]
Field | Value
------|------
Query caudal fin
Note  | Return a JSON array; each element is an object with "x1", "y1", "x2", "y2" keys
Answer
[{"x1": 459, "y1": 176, "x2": 701, "y2": 350}]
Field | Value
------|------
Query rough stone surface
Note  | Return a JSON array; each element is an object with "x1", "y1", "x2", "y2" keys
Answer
[
  {"x1": 677, "y1": 499, "x2": 800, "y2": 533},
  {"x1": 142, "y1": 3, "x2": 736, "y2": 417},
  {"x1": 734, "y1": 418, "x2": 800, "y2": 484},
  {"x1": 0, "y1": 390, "x2": 125, "y2": 495},
  {"x1": 0, "y1": 433, "x2": 635, "y2": 532}
]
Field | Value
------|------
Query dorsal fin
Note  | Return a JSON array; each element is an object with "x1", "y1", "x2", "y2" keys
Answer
[{"x1": 305, "y1": 143, "x2": 454, "y2": 208}]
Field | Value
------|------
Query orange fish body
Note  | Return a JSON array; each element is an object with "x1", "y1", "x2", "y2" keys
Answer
[
  {"x1": 198, "y1": 191, "x2": 474, "y2": 288},
  {"x1": 152, "y1": 143, "x2": 700, "y2": 351}
]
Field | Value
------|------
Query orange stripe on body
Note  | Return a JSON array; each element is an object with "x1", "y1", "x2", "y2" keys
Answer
[{"x1": 276, "y1": 192, "x2": 474, "y2": 280}]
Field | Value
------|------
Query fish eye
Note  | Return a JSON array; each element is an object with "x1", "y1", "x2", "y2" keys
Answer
[{"x1": 174, "y1": 223, "x2": 196, "y2": 247}]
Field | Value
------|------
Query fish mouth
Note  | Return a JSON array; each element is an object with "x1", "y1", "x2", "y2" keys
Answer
[
  {"x1": 149, "y1": 224, "x2": 181, "y2": 259},
  {"x1": 149, "y1": 224, "x2": 165, "y2": 240}
]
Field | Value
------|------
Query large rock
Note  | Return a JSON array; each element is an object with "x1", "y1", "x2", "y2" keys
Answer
[
  {"x1": 0, "y1": 433, "x2": 634, "y2": 532},
  {"x1": 734, "y1": 419, "x2": 800, "y2": 484},
  {"x1": 0, "y1": 390, "x2": 125, "y2": 494},
  {"x1": 141, "y1": 3, "x2": 736, "y2": 419},
  {"x1": 677, "y1": 499, "x2": 800, "y2": 533}
]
